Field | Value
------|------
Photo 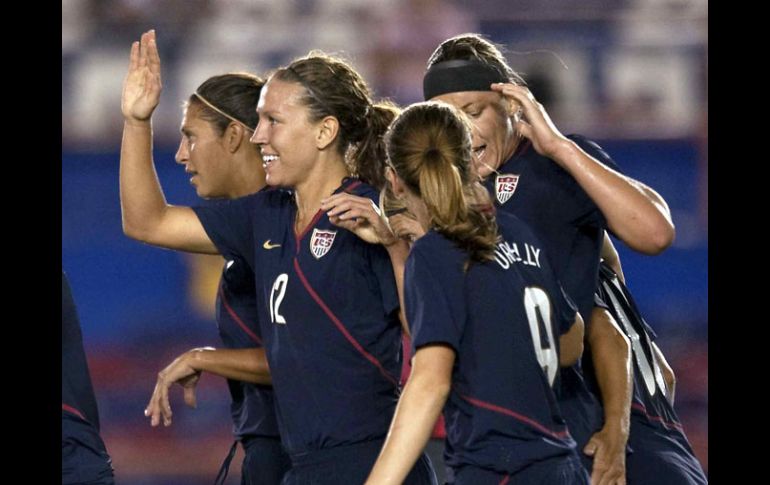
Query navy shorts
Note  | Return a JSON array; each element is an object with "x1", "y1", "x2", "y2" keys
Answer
[
  {"x1": 241, "y1": 435, "x2": 292, "y2": 485},
  {"x1": 626, "y1": 426, "x2": 707, "y2": 485},
  {"x1": 282, "y1": 439, "x2": 437, "y2": 485},
  {"x1": 62, "y1": 414, "x2": 115, "y2": 485},
  {"x1": 450, "y1": 453, "x2": 588, "y2": 485}
]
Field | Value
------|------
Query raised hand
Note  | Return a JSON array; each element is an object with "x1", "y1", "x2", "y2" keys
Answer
[
  {"x1": 122, "y1": 30, "x2": 162, "y2": 123},
  {"x1": 490, "y1": 83, "x2": 569, "y2": 159}
]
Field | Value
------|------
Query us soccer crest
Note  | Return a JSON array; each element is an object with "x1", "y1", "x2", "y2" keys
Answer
[
  {"x1": 495, "y1": 174, "x2": 520, "y2": 204},
  {"x1": 310, "y1": 229, "x2": 337, "y2": 259}
]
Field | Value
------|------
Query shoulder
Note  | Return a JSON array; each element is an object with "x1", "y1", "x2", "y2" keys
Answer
[
  {"x1": 345, "y1": 178, "x2": 380, "y2": 203},
  {"x1": 409, "y1": 231, "x2": 465, "y2": 274},
  {"x1": 497, "y1": 211, "x2": 539, "y2": 241},
  {"x1": 566, "y1": 134, "x2": 619, "y2": 171},
  {"x1": 496, "y1": 211, "x2": 527, "y2": 233},
  {"x1": 411, "y1": 231, "x2": 455, "y2": 259}
]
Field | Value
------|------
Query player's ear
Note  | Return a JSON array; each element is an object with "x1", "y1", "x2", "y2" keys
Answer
[
  {"x1": 386, "y1": 167, "x2": 406, "y2": 198},
  {"x1": 315, "y1": 116, "x2": 339, "y2": 150}
]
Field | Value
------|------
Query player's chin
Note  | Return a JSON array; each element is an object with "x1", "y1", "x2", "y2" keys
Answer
[{"x1": 265, "y1": 174, "x2": 283, "y2": 187}]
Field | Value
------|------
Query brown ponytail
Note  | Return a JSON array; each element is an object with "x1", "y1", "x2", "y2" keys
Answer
[
  {"x1": 386, "y1": 101, "x2": 499, "y2": 267},
  {"x1": 351, "y1": 101, "x2": 400, "y2": 190}
]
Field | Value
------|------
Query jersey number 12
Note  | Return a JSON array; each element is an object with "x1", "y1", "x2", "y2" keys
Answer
[{"x1": 270, "y1": 273, "x2": 289, "y2": 324}]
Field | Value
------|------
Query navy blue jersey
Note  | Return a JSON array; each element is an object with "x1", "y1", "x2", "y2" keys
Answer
[
  {"x1": 62, "y1": 270, "x2": 102, "y2": 430},
  {"x1": 484, "y1": 135, "x2": 619, "y2": 454},
  {"x1": 484, "y1": 135, "x2": 618, "y2": 321},
  {"x1": 596, "y1": 262, "x2": 707, "y2": 484},
  {"x1": 405, "y1": 213, "x2": 578, "y2": 476},
  {"x1": 215, "y1": 255, "x2": 282, "y2": 440},
  {"x1": 62, "y1": 270, "x2": 114, "y2": 484},
  {"x1": 193, "y1": 178, "x2": 402, "y2": 456}
]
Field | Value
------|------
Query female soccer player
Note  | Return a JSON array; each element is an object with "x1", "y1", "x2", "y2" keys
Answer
[
  {"x1": 120, "y1": 30, "x2": 435, "y2": 485},
  {"x1": 365, "y1": 101, "x2": 588, "y2": 484},
  {"x1": 123, "y1": 57, "x2": 291, "y2": 483},
  {"x1": 421, "y1": 33, "x2": 676, "y2": 484}
]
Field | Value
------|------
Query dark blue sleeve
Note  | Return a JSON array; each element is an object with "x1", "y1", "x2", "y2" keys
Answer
[
  {"x1": 368, "y1": 243, "x2": 401, "y2": 317},
  {"x1": 192, "y1": 194, "x2": 257, "y2": 270},
  {"x1": 405, "y1": 243, "x2": 466, "y2": 354},
  {"x1": 593, "y1": 291, "x2": 610, "y2": 311},
  {"x1": 556, "y1": 285, "x2": 579, "y2": 335},
  {"x1": 351, "y1": 184, "x2": 401, "y2": 316},
  {"x1": 569, "y1": 135, "x2": 621, "y2": 174}
]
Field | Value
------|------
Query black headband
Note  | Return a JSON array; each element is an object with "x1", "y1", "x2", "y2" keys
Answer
[{"x1": 423, "y1": 59, "x2": 508, "y2": 100}]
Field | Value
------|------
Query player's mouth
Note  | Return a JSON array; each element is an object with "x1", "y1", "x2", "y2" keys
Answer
[
  {"x1": 262, "y1": 154, "x2": 279, "y2": 171},
  {"x1": 185, "y1": 169, "x2": 199, "y2": 185}
]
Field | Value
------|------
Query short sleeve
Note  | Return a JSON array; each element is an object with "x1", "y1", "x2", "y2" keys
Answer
[
  {"x1": 192, "y1": 194, "x2": 258, "y2": 270},
  {"x1": 555, "y1": 285, "x2": 579, "y2": 335},
  {"x1": 405, "y1": 240, "x2": 466, "y2": 354},
  {"x1": 368, "y1": 243, "x2": 400, "y2": 317}
]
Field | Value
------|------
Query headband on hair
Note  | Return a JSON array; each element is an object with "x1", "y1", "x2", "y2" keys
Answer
[
  {"x1": 423, "y1": 59, "x2": 508, "y2": 100},
  {"x1": 193, "y1": 91, "x2": 255, "y2": 131}
]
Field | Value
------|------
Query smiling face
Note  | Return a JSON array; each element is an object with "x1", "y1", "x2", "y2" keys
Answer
[
  {"x1": 250, "y1": 78, "x2": 323, "y2": 189},
  {"x1": 175, "y1": 103, "x2": 234, "y2": 198},
  {"x1": 432, "y1": 90, "x2": 519, "y2": 180}
]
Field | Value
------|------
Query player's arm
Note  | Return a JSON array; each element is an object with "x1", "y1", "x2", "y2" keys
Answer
[
  {"x1": 145, "y1": 347, "x2": 271, "y2": 427},
  {"x1": 559, "y1": 311, "x2": 584, "y2": 367},
  {"x1": 184, "y1": 347, "x2": 272, "y2": 384},
  {"x1": 583, "y1": 306, "x2": 632, "y2": 485},
  {"x1": 385, "y1": 239, "x2": 413, "y2": 337},
  {"x1": 365, "y1": 344, "x2": 453, "y2": 485},
  {"x1": 120, "y1": 30, "x2": 217, "y2": 254},
  {"x1": 552, "y1": 141, "x2": 674, "y2": 255},
  {"x1": 492, "y1": 83, "x2": 675, "y2": 255},
  {"x1": 651, "y1": 342, "x2": 676, "y2": 404}
]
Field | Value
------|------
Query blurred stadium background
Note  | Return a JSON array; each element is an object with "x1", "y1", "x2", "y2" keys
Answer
[{"x1": 62, "y1": 0, "x2": 707, "y2": 483}]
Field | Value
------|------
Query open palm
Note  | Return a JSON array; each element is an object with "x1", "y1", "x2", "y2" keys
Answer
[{"x1": 122, "y1": 30, "x2": 162, "y2": 122}]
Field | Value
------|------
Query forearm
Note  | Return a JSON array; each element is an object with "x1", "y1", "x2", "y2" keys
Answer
[
  {"x1": 386, "y1": 240, "x2": 412, "y2": 337},
  {"x1": 366, "y1": 346, "x2": 453, "y2": 485},
  {"x1": 186, "y1": 347, "x2": 272, "y2": 385},
  {"x1": 588, "y1": 308, "x2": 632, "y2": 438},
  {"x1": 120, "y1": 120, "x2": 171, "y2": 240},
  {"x1": 550, "y1": 140, "x2": 675, "y2": 254},
  {"x1": 366, "y1": 373, "x2": 448, "y2": 484}
]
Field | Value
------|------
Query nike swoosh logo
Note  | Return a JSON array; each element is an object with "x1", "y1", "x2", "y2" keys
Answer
[{"x1": 263, "y1": 240, "x2": 281, "y2": 250}]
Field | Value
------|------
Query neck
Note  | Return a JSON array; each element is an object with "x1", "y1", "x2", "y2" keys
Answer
[
  {"x1": 227, "y1": 151, "x2": 267, "y2": 198},
  {"x1": 500, "y1": 132, "x2": 523, "y2": 167},
  {"x1": 294, "y1": 157, "x2": 351, "y2": 219}
]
